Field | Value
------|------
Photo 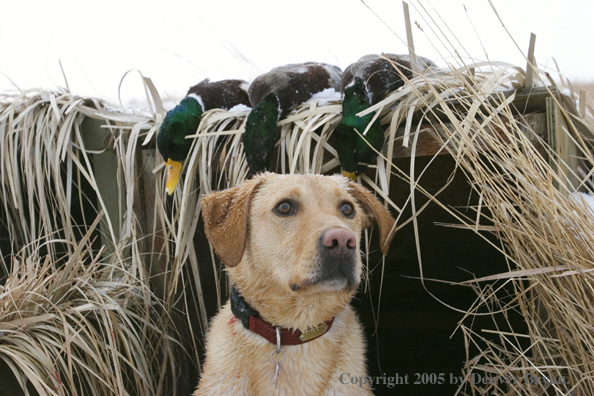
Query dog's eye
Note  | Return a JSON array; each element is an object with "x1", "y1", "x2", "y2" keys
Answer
[
  {"x1": 274, "y1": 200, "x2": 296, "y2": 216},
  {"x1": 340, "y1": 202, "x2": 355, "y2": 218}
]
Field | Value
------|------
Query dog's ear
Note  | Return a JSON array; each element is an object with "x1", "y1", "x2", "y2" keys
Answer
[
  {"x1": 201, "y1": 177, "x2": 264, "y2": 267},
  {"x1": 347, "y1": 181, "x2": 396, "y2": 255}
]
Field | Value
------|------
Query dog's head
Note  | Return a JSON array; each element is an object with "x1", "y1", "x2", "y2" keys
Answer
[{"x1": 201, "y1": 173, "x2": 395, "y2": 328}]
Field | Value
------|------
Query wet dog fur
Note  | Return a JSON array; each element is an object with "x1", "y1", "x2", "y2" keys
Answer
[{"x1": 194, "y1": 173, "x2": 395, "y2": 395}]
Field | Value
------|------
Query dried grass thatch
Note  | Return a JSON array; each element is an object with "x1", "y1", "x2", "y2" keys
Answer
[
  {"x1": 0, "y1": 86, "x2": 195, "y2": 395},
  {"x1": 426, "y1": 76, "x2": 594, "y2": 394},
  {"x1": 380, "y1": 59, "x2": 594, "y2": 395},
  {"x1": 0, "y1": 213, "x2": 157, "y2": 395}
]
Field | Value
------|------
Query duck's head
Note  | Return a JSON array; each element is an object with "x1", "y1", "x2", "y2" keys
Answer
[
  {"x1": 341, "y1": 77, "x2": 371, "y2": 125},
  {"x1": 338, "y1": 77, "x2": 374, "y2": 181},
  {"x1": 157, "y1": 95, "x2": 203, "y2": 195},
  {"x1": 243, "y1": 93, "x2": 281, "y2": 174}
]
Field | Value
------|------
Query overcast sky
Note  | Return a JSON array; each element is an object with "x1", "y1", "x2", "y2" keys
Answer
[{"x1": 1, "y1": 0, "x2": 592, "y2": 106}]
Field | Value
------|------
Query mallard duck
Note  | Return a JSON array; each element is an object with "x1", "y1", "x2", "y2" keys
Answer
[
  {"x1": 336, "y1": 54, "x2": 433, "y2": 180},
  {"x1": 157, "y1": 79, "x2": 249, "y2": 195},
  {"x1": 243, "y1": 62, "x2": 342, "y2": 174}
]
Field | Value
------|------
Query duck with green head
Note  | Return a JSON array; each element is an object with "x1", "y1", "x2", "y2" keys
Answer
[
  {"x1": 157, "y1": 79, "x2": 250, "y2": 195},
  {"x1": 336, "y1": 54, "x2": 434, "y2": 181},
  {"x1": 243, "y1": 62, "x2": 342, "y2": 174}
]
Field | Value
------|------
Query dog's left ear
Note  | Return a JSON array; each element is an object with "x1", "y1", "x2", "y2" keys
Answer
[
  {"x1": 347, "y1": 181, "x2": 396, "y2": 255},
  {"x1": 201, "y1": 177, "x2": 264, "y2": 267}
]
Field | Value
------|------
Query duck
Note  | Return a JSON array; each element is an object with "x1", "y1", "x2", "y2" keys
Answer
[
  {"x1": 335, "y1": 54, "x2": 434, "y2": 180},
  {"x1": 157, "y1": 79, "x2": 250, "y2": 195},
  {"x1": 243, "y1": 62, "x2": 342, "y2": 174}
]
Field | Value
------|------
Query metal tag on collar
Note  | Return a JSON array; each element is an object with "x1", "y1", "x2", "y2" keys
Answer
[
  {"x1": 271, "y1": 327, "x2": 285, "y2": 388},
  {"x1": 299, "y1": 322, "x2": 329, "y2": 342}
]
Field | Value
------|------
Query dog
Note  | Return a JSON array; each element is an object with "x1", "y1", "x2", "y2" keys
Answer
[{"x1": 195, "y1": 173, "x2": 395, "y2": 395}]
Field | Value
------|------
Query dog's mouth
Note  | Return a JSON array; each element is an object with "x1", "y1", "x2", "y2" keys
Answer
[
  {"x1": 290, "y1": 258, "x2": 359, "y2": 293},
  {"x1": 313, "y1": 258, "x2": 359, "y2": 290},
  {"x1": 290, "y1": 277, "x2": 359, "y2": 294},
  {"x1": 289, "y1": 227, "x2": 361, "y2": 293}
]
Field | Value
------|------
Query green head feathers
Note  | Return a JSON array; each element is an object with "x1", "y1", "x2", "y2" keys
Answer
[
  {"x1": 341, "y1": 77, "x2": 373, "y2": 130},
  {"x1": 336, "y1": 77, "x2": 384, "y2": 177},
  {"x1": 157, "y1": 95, "x2": 203, "y2": 162},
  {"x1": 243, "y1": 93, "x2": 281, "y2": 173}
]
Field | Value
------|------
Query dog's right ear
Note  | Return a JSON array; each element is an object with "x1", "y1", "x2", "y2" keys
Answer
[{"x1": 201, "y1": 177, "x2": 264, "y2": 267}]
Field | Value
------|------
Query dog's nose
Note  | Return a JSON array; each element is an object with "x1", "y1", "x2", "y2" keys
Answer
[{"x1": 321, "y1": 228, "x2": 356, "y2": 258}]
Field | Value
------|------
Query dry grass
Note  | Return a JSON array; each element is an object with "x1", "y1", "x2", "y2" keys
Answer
[
  {"x1": 383, "y1": 62, "x2": 594, "y2": 395},
  {"x1": 0, "y1": 89, "x2": 190, "y2": 395},
  {"x1": 0, "y1": 213, "x2": 157, "y2": 395},
  {"x1": 2, "y1": 63, "x2": 594, "y2": 395}
]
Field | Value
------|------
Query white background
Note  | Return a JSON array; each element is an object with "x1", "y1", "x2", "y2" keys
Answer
[{"x1": 1, "y1": 0, "x2": 592, "y2": 106}]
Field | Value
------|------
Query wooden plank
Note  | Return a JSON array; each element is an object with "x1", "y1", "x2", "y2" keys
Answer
[
  {"x1": 139, "y1": 149, "x2": 168, "y2": 300},
  {"x1": 416, "y1": 86, "x2": 557, "y2": 128},
  {"x1": 391, "y1": 113, "x2": 548, "y2": 159},
  {"x1": 80, "y1": 119, "x2": 169, "y2": 296},
  {"x1": 388, "y1": 86, "x2": 573, "y2": 159},
  {"x1": 80, "y1": 117, "x2": 124, "y2": 252},
  {"x1": 392, "y1": 125, "x2": 449, "y2": 158}
]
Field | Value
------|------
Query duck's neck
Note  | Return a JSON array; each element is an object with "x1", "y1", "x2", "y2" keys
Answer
[{"x1": 243, "y1": 93, "x2": 281, "y2": 173}]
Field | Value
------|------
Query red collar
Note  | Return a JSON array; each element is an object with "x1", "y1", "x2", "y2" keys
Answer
[{"x1": 230, "y1": 286, "x2": 335, "y2": 345}]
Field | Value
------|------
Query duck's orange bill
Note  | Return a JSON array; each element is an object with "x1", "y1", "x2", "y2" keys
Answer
[
  {"x1": 341, "y1": 170, "x2": 357, "y2": 182},
  {"x1": 165, "y1": 159, "x2": 183, "y2": 196}
]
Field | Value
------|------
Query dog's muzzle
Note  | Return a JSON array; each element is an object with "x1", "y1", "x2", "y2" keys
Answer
[{"x1": 313, "y1": 227, "x2": 358, "y2": 289}]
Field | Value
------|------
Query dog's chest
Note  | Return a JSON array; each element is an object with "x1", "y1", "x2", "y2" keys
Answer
[
  {"x1": 198, "y1": 307, "x2": 368, "y2": 396},
  {"x1": 221, "y1": 343, "x2": 347, "y2": 396}
]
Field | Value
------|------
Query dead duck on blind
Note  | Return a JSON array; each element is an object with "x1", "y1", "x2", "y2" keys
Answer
[
  {"x1": 335, "y1": 54, "x2": 434, "y2": 181},
  {"x1": 243, "y1": 62, "x2": 342, "y2": 174},
  {"x1": 157, "y1": 79, "x2": 250, "y2": 195}
]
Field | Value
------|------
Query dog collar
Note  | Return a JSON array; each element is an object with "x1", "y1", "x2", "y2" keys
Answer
[{"x1": 230, "y1": 285, "x2": 335, "y2": 345}]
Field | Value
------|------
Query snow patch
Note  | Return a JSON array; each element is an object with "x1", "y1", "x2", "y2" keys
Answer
[
  {"x1": 239, "y1": 81, "x2": 250, "y2": 93},
  {"x1": 570, "y1": 192, "x2": 594, "y2": 215},
  {"x1": 309, "y1": 88, "x2": 341, "y2": 106},
  {"x1": 227, "y1": 103, "x2": 252, "y2": 113}
]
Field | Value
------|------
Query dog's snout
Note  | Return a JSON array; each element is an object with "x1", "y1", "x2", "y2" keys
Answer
[
  {"x1": 315, "y1": 227, "x2": 359, "y2": 289},
  {"x1": 321, "y1": 228, "x2": 356, "y2": 258}
]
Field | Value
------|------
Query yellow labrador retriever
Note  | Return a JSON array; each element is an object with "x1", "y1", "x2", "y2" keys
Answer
[{"x1": 195, "y1": 173, "x2": 395, "y2": 395}]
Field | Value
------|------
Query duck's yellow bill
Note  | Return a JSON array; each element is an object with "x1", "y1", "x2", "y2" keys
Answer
[
  {"x1": 341, "y1": 170, "x2": 357, "y2": 182},
  {"x1": 165, "y1": 159, "x2": 183, "y2": 195}
]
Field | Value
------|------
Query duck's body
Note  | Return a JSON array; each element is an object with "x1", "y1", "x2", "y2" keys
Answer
[
  {"x1": 186, "y1": 79, "x2": 250, "y2": 112},
  {"x1": 340, "y1": 54, "x2": 433, "y2": 105},
  {"x1": 336, "y1": 54, "x2": 433, "y2": 180},
  {"x1": 243, "y1": 62, "x2": 342, "y2": 174},
  {"x1": 157, "y1": 79, "x2": 250, "y2": 194},
  {"x1": 248, "y1": 63, "x2": 342, "y2": 119}
]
